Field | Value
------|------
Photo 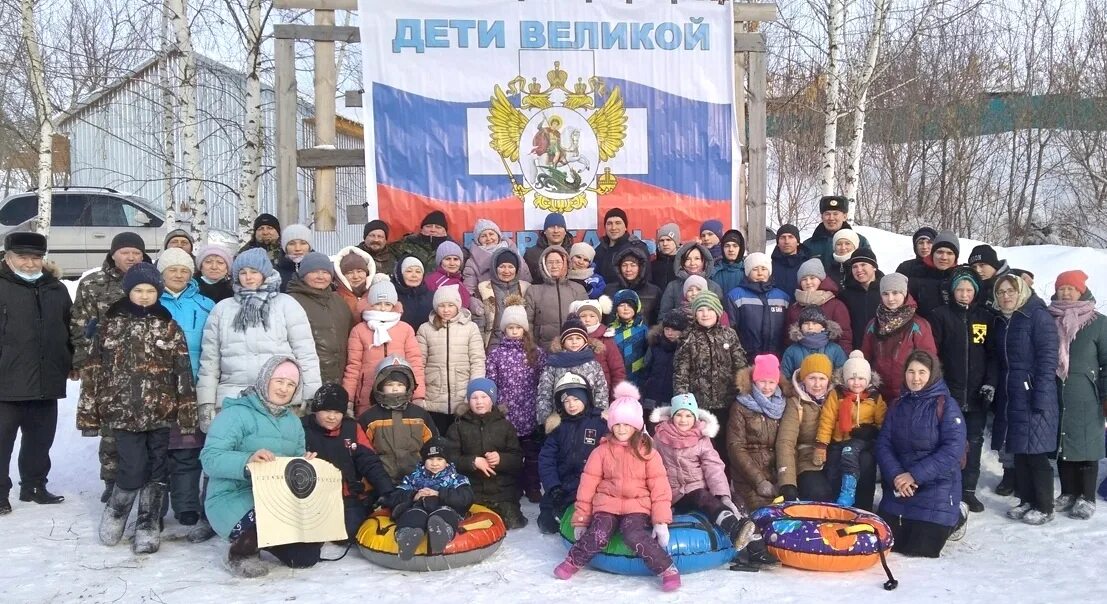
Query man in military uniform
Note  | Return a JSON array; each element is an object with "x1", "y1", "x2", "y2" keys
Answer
[{"x1": 801, "y1": 195, "x2": 871, "y2": 268}]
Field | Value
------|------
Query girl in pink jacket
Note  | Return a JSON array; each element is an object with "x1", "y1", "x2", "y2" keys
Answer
[{"x1": 554, "y1": 383, "x2": 680, "y2": 592}]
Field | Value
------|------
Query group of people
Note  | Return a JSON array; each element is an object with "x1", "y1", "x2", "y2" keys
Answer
[{"x1": 0, "y1": 194, "x2": 1104, "y2": 590}]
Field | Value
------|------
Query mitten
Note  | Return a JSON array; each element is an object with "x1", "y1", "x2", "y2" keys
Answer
[
  {"x1": 198, "y1": 403, "x2": 214, "y2": 434},
  {"x1": 573, "y1": 526, "x2": 586, "y2": 540},
  {"x1": 979, "y1": 385, "x2": 995, "y2": 404},
  {"x1": 652, "y1": 523, "x2": 670, "y2": 548},
  {"x1": 780, "y1": 484, "x2": 799, "y2": 501},
  {"x1": 720, "y1": 495, "x2": 741, "y2": 517}
]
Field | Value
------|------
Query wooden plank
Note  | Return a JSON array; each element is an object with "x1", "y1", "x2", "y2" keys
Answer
[
  {"x1": 297, "y1": 148, "x2": 366, "y2": 168},
  {"x1": 273, "y1": 24, "x2": 360, "y2": 43},
  {"x1": 735, "y1": 3, "x2": 781, "y2": 23},
  {"x1": 313, "y1": 10, "x2": 338, "y2": 231},
  {"x1": 732, "y1": 19, "x2": 748, "y2": 235},
  {"x1": 274, "y1": 38, "x2": 300, "y2": 226},
  {"x1": 747, "y1": 50, "x2": 768, "y2": 252},
  {"x1": 344, "y1": 90, "x2": 363, "y2": 108},
  {"x1": 273, "y1": 0, "x2": 356, "y2": 9},
  {"x1": 735, "y1": 32, "x2": 766, "y2": 53}
]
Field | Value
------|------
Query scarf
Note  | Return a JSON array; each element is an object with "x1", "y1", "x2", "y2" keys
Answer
[
  {"x1": 794, "y1": 289, "x2": 834, "y2": 307},
  {"x1": 548, "y1": 347, "x2": 595, "y2": 368},
  {"x1": 363, "y1": 310, "x2": 402, "y2": 347},
  {"x1": 800, "y1": 331, "x2": 829, "y2": 350},
  {"x1": 736, "y1": 386, "x2": 786, "y2": 420},
  {"x1": 232, "y1": 271, "x2": 282, "y2": 333},
  {"x1": 568, "y1": 267, "x2": 595, "y2": 280},
  {"x1": 1048, "y1": 300, "x2": 1099, "y2": 378},
  {"x1": 875, "y1": 303, "x2": 916, "y2": 337},
  {"x1": 837, "y1": 390, "x2": 862, "y2": 436}
]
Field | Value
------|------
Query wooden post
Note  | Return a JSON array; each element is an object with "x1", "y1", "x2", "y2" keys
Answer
[
  {"x1": 313, "y1": 10, "x2": 337, "y2": 230},
  {"x1": 747, "y1": 47, "x2": 768, "y2": 252},
  {"x1": 732, "y1": 14, "x2": 748, "y2": 238},
  {"x1": 275, "y1": 38, "x2": 299, "y2": 226}
]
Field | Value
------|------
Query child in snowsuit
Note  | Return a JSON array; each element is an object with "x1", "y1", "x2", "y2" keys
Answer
[
  {"x1": 609, "y1": 289, "x2": 649, "y2": 385},
  {"x1": 357, "y1": 356, "x2": 439, "y2": 482},
  {"x1": 302, "y1": 383, "x2": 396, "y2": 540},
  {"x1": 537, "y1": 373, "x2": 609, "y2": 533},
  {"x1": 555, "y1": 383, "x2": 680, "y2": 592},
  {"x1": 535, "y1": 314, "x2": 610, "y2": 424},
  {"x1": 485, "y1": 296, "x2": 547, "y2": 502},
  {"x1": 568, "y1": 242, "x2": 607, "y2": 299},
  {"x1": 445, "y1": 378, "x2": 527, "y2": 529},
  {"x1": 79, "y1": 262, "x2": 197, "y2": 555},
  {"x1": 381, "y1": 438, "x2": 474, "y2": 561},
  {"x1": 641, "y1": 309, "x2": 688, "y2": 413},
  {"x1": 781, "y1": 305, "x2": 848, "y2": 379},
  {"x1": 417, "y1": 283, "x2": 486, "y2": 435},
  {"x1": 814, "y1": 350, "x2": 886, "y2": 509}
]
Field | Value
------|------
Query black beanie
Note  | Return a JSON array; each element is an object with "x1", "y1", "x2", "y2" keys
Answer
[
  {"x1": 121, "y1": 262, "x2": 164, "y2": 295},
  {"x1": 253, "y1": 213, "x2": 281, "y2": 233},
  {"x1": 721, "y1": 229, "x2": 746, "y2": 249},
  {"x1": 421, "y1": 211, "x2": 447, "y2": 229},
  {"x1": 661, "y1": 308, "x2": 690, "y2": 331},
  {"x1": 911, "y1": 227, "x2": 938, "y2": 245},
  {"x1": 776, "y1": 224, "x2": 801, "y2": 241},
  {"x1": 604, "y1": 207, "x2": 628, "y2": 225},
  {"x1": 967, "y1": 244, "x2": 1001, "y2": 270},
  {"x1": 363, "y1": 219, "x2": 390, "y2": 239},
  {"x1": 310, "y1": 383, "x2": 349, "y2": 414},
  {"x1": 819, "y1": 195, "x2": 849, "y2": 214},
  {"x1": 846, "y1": 247, "x2": 878, "y2": 270},
  {"x1": 421, "y1": 438, "x2": 448, "y2": 460},
  {"x1": 110, "y1": 231, "x2": 146, "y2": 255}
]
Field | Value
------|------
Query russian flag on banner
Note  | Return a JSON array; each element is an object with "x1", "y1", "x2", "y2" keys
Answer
[{"x1": 358, "y1": 0, "x2": 739, "y2": 242}]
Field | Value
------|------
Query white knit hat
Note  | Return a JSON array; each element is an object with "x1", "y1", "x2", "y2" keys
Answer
[
  {"x1": 743, "y1": 252, "x2": 772, "y2": 277},
  {"x1": 832, "y1": 229, "x2": 860, "y2": 249},
  {"x1": 432, "y1": 284, "x2": 462, "y2": 308},
  {"x1": 569, "y1": 242, "x2": 596, "y2": 263},
  {"x1": 499, "y1": 296, "x2": 529, "y2": 332},
  {"x1": 281, "y1": 224, "x2": 313, "y2": 250},
  {"x1": 569, "y1": 296, "x2": 612, "y2": 318},
  {"x1": 841, "y1": 350, "x2": 872, "y2": 384},
  {"x1": 367, "y1": 274, "x2": 398, "y2": 305},
  {"x1": 156, "y1": 247, "x2": 194, "y2": 273}
]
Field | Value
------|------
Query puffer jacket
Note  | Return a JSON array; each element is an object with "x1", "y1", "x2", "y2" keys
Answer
[
  {"x1": 288, "y1": 280, "x2": 355, "y2": 384},
  {"x1": 485, "y1": 337, "x2": 546, "y2": 438},
  {"x1": 159, "y1": 280, "x2": 215, "y2": 379},
  {"x1": 658, "y1": 243, "x2": 724, "y2": 319},
  {"x1": 523, "y1": 230, "x2": 575, "y2": 286},
  {"x1": 358, "y1": 404, "x2": 438, "y2": 483},
  {"x1": 197, "y1": 293, "x2": 322, "y2": 413},
  {"x1": 816, "y1": 383, "x2": 887, "y2": 445},
  {"x1": 586, "y1": 323, "x2": 626, "y2": 398},
  {"x1": 463, "y1": 239, "x2": 532, "y2": 297},
  {"x1": 535, "y1": 342, "x2": 610, "y2": 425},
  {"x1": 641, "y1": 326, "x2": 679, "y2": 407},
  {"x1": 727, "y1": 277, "x2": 790, "y2": 357},
  {"x1": 524, "y1": 247, "x2": 588, "y2": 350},
  {"x1": 711, "y1": 257, "x2": 746, "y2": 300},
  {"x1": 200, "y1": 391, "x2": 306, "y2": 537},
  {"x1": 780, "y1": 321, "x2": 849, "y2": 380},
  {"x1": 876, "y1": 379, "x2": 966, "y2": 527},
  {"x1": 77, "y1": 300, "x2": 197, "y2": 434},
  {"x1": 930, "y1": 296, "x2": 992, "y2": 413},
  {"x1": 775, "y1": 371, "x2": 826, "y2": 488},
  {"x1": 1054, "y1": 306, "x2": 1107, "y2": 462},
  {"x1": 571, "y1": 436, "x2": 673, "y2": 527},
  {"x1": 784, "y1": 276, "x2": 854, "y2": 352},
  {"x1": 672, "y1": 322, "x2": 748, "y2": 410},
  {"x1": 473, "y1": 248, "x2": 530, "y2": 346},
  {"x1": 728, "y1": 368, "x2": 788, "y2": 510},
  {"x1": 426, "y1": 267, "x2": 471, "y2": 309},
  {"x1": 344, "y1": 317, "x2": 426, "y2": 416},
  {"x1": 602, "y1": 247, "x2": 661, "y2": 325},
  {"x1": 445, "y1": 404, "x2": 524, "y2": 504},
  {"x1": 650, "y1": 251, "x2": 678, "y2": 292},
  {"x1": 539, "y1": 404, "x2": 608, "y2": 494},
  {"x1": 69, "y1": 257, "x2": 128, "y2": 368},
  {"x1": 593, "y1": 232, "x2": 650, "y2": 285},
  {"x1": 861, "y1": 302, "x2": 938, "y2": 402},
  {"x1": 989, "y1": 291, "x2": 1059, "y2": 454},
  {"x1": 0, "y1": 261, "x2": 72, "y2": 401},
  {"x1": 332, "y1": 246, "x2": 377, "y2": 317},
  {"x1": 416, "y1": 309, "x2": 486, "y2": 415},
  {"x1": 650, "y1": 407, "x2": 729, "y2": 501}
]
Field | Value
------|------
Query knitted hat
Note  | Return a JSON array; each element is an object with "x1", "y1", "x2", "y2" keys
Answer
[
  {"x1": 368, "y1": 276, "x2": 398, "y2": 305},
  {"x1": 776, "y1": 224, "x2": 801, "y2": 241},
  {"x1": 163, "y1": 228, "x2": 194, "y2": 249},
  {"x1": 700, "y1": 219, "x2": 723, "y2": 238},
  {"x1": 669, "y1": 393, "x2": 699, "y2": 418},
  {"x1": 949, "y1": 269, "x2": 979, "y2": 294},
  {"x1": 721, "y1": 229, "x2": 745, "y2": 249},
  {"x1": 195, "y1": 245, "x2": 232, "y2": 271},
  {"x1": 400, "y1": 256, "x2": 424, "y2": 274},
  {"x1": 570, "y1": 296, "x2": 612, "y2": 319},
  {"x1": 912, "y1": 227, "x2": 937, "y2": 245},
  {"x1": 743, "y1": 251, "x2": 772, "y2": 277},
  {"x1": 798, "y1": 305, "x2": 829, "y2": 329},
  {"x1": 499, "y1": 295, "x2": 529, "y2": 332},
  {"x1": 604, "y1": 207, "x2": 628, "y2": 226},
  {"x1": 559, "y1": 313, "x2": 589, "y2": 346},
  {"x1": 752, "y1": 354, "x2": 781, "y2": 383},
  {"x1": 797, "y1": 257, "x2": 826, "y2": 283},
  {"x1": 432, "y1": 284, "x2": 462, "y2": 308},
  {"x1": 846, "y1": 248, "x2": 879, "y2": 270},
  {"x1": 819, "y1": 195, "x2": 849, "y2": 214},
  {"x1": 931, "y1": 230, "x2": 960, "y2": 257},
  {"x1": 253, "y1": 213, "x2": 281, "y2": 234},
  {"x1": 232, "y1": 247, "x2": 276, "y2": 277},
  {"x1": 466, "y1": 377, "x2": 498, "y2": 405},
  {"x1": 122, "y1": 262, "x2": 164, "y2": 295},
  {"x1": 281, "y1": 224, "x2": 313, "y2": 250},
  {"x1": 340, "y1": 251, "x2": 370, "y2": 274},
  {"x1": 799, "y1": 353, "x2": 833, "y2": 380},
  {"x1": 421, "y1": 438, "x2": 448, "y2": 460},
  {"x1": 607, "y1": 382, "x2": 644, "y2": 431},
  {"x1": 435, "y1": 240, "x2": 463, "y2": 266},
  {"x1": 297, "y1": 251, "x2": 334, "y2": 278},
  {"x1": 1056, "y1": 270, "x2": 1089, "y2": 295},
  {"x1": 691, "y1": 291, "x2": 724, "y2": 317},
  {"x1": 841, "y1": 350, "x2": 872, "y2": 384},
  {"x1": 363, "y1": 219, "x2": 389, "y2": 239},
  {"x1": 473, "y1": 219, "x2": 501, "y2": 242},
  {"x1": 310, "y1": 383, "x2": 349, "y2": 413},
  {"x1": 554, "y1": 372, "x2": 592, "y2": 408},
  {"x1": 421, "y1": 210, "x2": 447, "y2": 229},
  {"x1": 612, "y1": 289, "x2": 641, "y2": 313},
  {"x1": 656, "y1": 222, "x2": 679, "y2": 242},
  {"x1": 3, "y1": 232, "x2": 46, "y2": 256},
  {"x1": 967, "y1": 245, "x2": 1001, "y2": 270},
  {"x1": 156, "y1": 247, "x2": 194, "y2": 273},
  {"x1": 492, "y1": 248, "x2": 519, "y2": 272},
  {"x1": 543, "y1": 212, "x2": 567, "y2": 230},
  {"x1": 570, "y1": 242, "x2": 596, "y2": 262},
  {"x1": 832, "y1": 229, "x2": 860, "y2": 250},
  {"x1": 661, "y1": 308, "x2": 690, "y2": 331},
  {"x1": 110, "y1": 231, "x2": 146, "y2": 255},
  {"x1": 880, "y1": 273, "x2": 909, "y2": 295},
  {"x1": 683, "y1": 274, "x2": 708, "y2": 295}
]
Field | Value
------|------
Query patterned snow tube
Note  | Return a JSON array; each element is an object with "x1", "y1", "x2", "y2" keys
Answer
[
  {"x1": 356, "y1": 504, "x2": 506, "y2": 571},
  {"x1": 751, "y1": 501, "x2": 894, "y2": 572},
  {"x1": 558, "y1": 504, "x2": 735, "y2": 575}
]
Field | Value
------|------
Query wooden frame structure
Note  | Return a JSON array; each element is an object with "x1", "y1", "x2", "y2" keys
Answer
[{"x1": 272, "y1": 0, "x2": 773, "y2": 246}]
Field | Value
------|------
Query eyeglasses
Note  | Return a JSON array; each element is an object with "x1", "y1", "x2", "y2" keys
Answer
[{"x1": 996, "y1": 289, "x2": 1017, "y2": 296}]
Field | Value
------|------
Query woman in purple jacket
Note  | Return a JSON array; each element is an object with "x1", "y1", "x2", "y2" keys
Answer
[{"x1": 876, "y1": 350, "x2": 967, "y2": 558}]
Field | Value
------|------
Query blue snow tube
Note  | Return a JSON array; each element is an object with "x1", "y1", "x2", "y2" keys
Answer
[{"x1": 558, "y1": 504, "x2": 735, "y2": 575}]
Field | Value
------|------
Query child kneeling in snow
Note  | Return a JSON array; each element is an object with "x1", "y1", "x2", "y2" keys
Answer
[
  {"x1": 381, "y1": 438, "x2": 474, "y2": 561},
  {"x1": 555, "y1": 383, "x2": 681, "y2": 592}
]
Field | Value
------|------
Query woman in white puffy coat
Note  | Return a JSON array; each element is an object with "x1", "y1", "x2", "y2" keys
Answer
[{"x1": 196, "y1": 248, "x2": 322, "y2": 431}]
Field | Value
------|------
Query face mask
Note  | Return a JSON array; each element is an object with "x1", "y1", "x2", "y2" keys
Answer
[{"x1": 15, "y1": 270, "x2": 43, "y2": 282}]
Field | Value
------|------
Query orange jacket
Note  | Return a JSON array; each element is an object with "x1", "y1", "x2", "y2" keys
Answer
[
  {"x1": 816, "y1": 387, "x2": 887, "y2": 445},
  {"x1": 343, "y1": 320, "x2": 426, "y2": 416},
  {"x1": 571, "y1": 436, "x2": 673, "y2": 527}
]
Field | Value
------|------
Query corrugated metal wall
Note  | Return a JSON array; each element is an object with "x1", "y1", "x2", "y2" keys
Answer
[{"x1": 57, "y1": 54, "x2": 367, "y2": 255}]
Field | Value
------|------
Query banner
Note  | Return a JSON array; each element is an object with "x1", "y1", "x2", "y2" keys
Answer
[{"x1": 359, "y1": 0, "x2": 739, "y2": 243}]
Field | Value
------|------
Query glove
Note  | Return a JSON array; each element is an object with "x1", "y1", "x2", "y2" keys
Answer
[
  {"x1": 81, "y1": 429, "x2": 99, "y2": 437},
  {"x1": 548, "y1": 485, "x2": 567, "y2": 507},
  {"x1": 813, "y1": 446, "x2": 827, "y2": 466},
  {"x1": 756, "y1": 480, "x2": 775, "y2": 498},
  {"x1": 573, "y1": 526, "x2": 586, "y2": 540},
  {"x1": 780, "y1": 485, "x2": 799, "y2": 502},
  {"x1": 720, "y1": 495, "x2": 741, "y2": 517},
  {"x1": 979, "y1": 385, "x2": 995, "y2": 404},
  {"x1": 652, "y1": 523, "x2": 669, "y2": 548},
  {"x1": 198, "y1": 403, "x2": 214, "y2": 434}
]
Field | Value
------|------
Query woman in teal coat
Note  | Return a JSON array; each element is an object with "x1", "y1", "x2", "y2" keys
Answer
[{"x1": 200, "y1": 356, "x2": 321, "y2": 577}]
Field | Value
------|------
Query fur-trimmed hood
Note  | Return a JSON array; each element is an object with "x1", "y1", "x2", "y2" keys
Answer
[
  {"x1": 735, "y1": 366, "x2": 796, "y2": 398},
  {"x1": 548, "y1": 336, "x2": 605, "y2": 354},
  {"x1": 649, "y1": 405, "x2": 720, "y2": 438},
  {"x1": 672, "y1": 242, "x2": 716, "y2": 279},
  {"x1": 788, "y1": 319, "x2": 844, "y2": 343},
  {"x1": 544, "y1": 405, "x2": 604, "y2": 434},
  {"x1": 331, "y1": 245, "x2": 377, "y2": 291},
  {"x1": 647, "y1": 323, "x2": 682, "y2": 348}
]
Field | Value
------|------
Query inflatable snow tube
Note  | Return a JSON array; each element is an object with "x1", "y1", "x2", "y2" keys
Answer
[
  {"x1": 751, "y1": 501, "x2": 893, "y2": 572},
  {"x1": 558, "y1": 504, "x2": 735, "y2": 575},
  {"x1": 356, "y1": 504, "x2": 506, "y2": 571}
]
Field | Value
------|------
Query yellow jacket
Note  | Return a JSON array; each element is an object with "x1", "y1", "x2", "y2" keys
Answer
[{"x1": 816, "y1": 387, "x2": 887, "y2": 445}]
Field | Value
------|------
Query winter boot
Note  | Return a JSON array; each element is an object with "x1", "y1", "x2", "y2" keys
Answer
[
  {"x1": 1021, "y1": 508, "x2": 1054, "y2": 525},
  {"x1": 19, "y1": 485, "x2": 64, "y2": 504},
  {"x1": 948, "y1": 502, "x2": 969, "y2": 541},
  {"x1": 537, "y1": 508, "x2": 560, "y2": 534},
  {"x1": 178, "y1": 511, "x2": 200, "y2": 526},
  {"x1": 188, "y1": 517, "x2": 216, "y2": 543},
  {"x1": 1006, "y1": 501, "x2": 1033, "y2": 520},
  {"x1": 660, "y1": 565, "x2": 681, "y2": 592},
  {"x1": 427, "y1": 511, "x2": 458, "y2": 555},
  {"x1": 497, "y1": 504, "x2": 529, "y2": 530},
  {"x1": 525, "y1": 487, "x2": 543, "y2": 504},
  {"x1": 395, "y1": 527, "x2": 425, "y2": 561},
  {"x1": 133, "y1": 482, "x2": 166, "y2": 554},
  {"x1": 0, "y1": 495, "x2": 10, "y2": 515},
  {"x1": 100, "y1": 481, "x2": 115, "y2": 504},
  {"x1": 99, "y1": 486, "x2": 139, "y2": 545},
  {"x1": 735, "y1": 537, "x2": 780, "y2": 567},
  {"x1": 1053, "y1": 494, "x2": 1076, "y2": 513},
  {"x1": 995, "y1": 470, "x2": 1016, "y2": 496},
  {"x1": 836, "y1": 474, "x2": 858, "y2": 508},
  {"x1": 554, "y1": 559, "x2": 581, "y2": 580},
  {"x1": 226, "y1": 528, "x2": 268, "y2": 578},
  {"x1": 962, "y1": 490, "x2": 984, "y2": 513},
  {"x1": 1068, "y1": 498, "x2": 1096, "y2": 520},
  {"x1": 716, "y1": 510, "x2": 755, "y2": 551}
]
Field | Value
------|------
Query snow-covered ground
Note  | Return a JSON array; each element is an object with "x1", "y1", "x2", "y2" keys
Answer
[{"x1": 5, "y1": 228, "x2": 1106, "y2": 603}]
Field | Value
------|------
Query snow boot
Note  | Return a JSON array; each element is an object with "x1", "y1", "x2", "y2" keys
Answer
[
  {"x1": 396, "y1": 527, "x2": 425, "y2": 561},
  {"x1": 227, "y1": 528, "x2": 268, "y2": 578},
  {"x1": 660, "y1": 566, "x2": 681, "y2": 592},
  {"x1": 188, "y1": 517, "x2": 216, "y2": 543},
  {"x1": 99, "y1": 486, "x2": 139, "y2": 545},
  {"x1": 19, "y1": 485, "x2": 64, "y2": 504},
  {"x1": 525, "y1": 487, "x2": 543, "y2": 504},
  {"x1": 1021, "y1": 508, "x2": 1054, "y2": 525},
  {"x1": 738, "y1": 537, "x2": 780, "y2": 566},
  {"x1": 1068, "y1": 498, "x2": 1096, "y2": 520},
  {"x1": 716, "y1": 510, "x2": 755, "y2": 551},
  {"x1": 836, "y1": 474, "x2": 858, "y2": 507},
  {"x1": 178, "y1": 511, "x2": 200, "y2": 526},
  {"x1": 537, "y1": 508, "x2": 560, "y2": 534},
  {"x1": 100, "y1": 481, "x2": 115, "y2": 504},
  {"x1": 133, "y1": 482, "x2": 166, "y2": 554},
  {"x1": 554, "y1": 559, "x2": 581, "y2": 580},
  {"x1": 995, "y1": 470, "x2": 1016, "y2": 496},
  {"x1": 496, "y1": 504, "x2": 529, "y2": 530},
  {"x1": 962, "y1": 490, "x2": 984, "y2": 513},
  {"x1": 1006, "y1": 501, "x2": 1033, "y2": 520},
  {"x1": 1053, "y1": 494, "x2": 1076, "y2": 513},
  {"x1": 427, "y1": 508, "x2": 459, "y2": 555},
  {"x1": 948, "y1": 502, "x2": 969, "y2": 541},
  {"x1": 0, "y1": 495, "x2": 10, "y2": 515}
]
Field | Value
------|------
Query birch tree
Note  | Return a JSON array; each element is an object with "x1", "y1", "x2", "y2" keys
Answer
[
  {"x1": 161, "y1": 0, "x2": 177, "y2": 229},
  {"x1": 167, "y1": 0, "x2": 207, "y2": 242},
  {"x1": 20, "y1": 0, "x2": 51, "y2": 236},
  {"x1": 841, "y1": 0, "x2": 891, "y2": 202},
  {"x1": 225, "y1": 0, "x2": 266, "y2": 244},
  {"x1": 818, "y1": 0, "x2": 845, "y2": 196}
]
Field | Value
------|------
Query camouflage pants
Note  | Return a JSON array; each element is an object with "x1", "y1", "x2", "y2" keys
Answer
[{"x1": 99, "y1": 428, "x2": 117, "y2": 482}]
